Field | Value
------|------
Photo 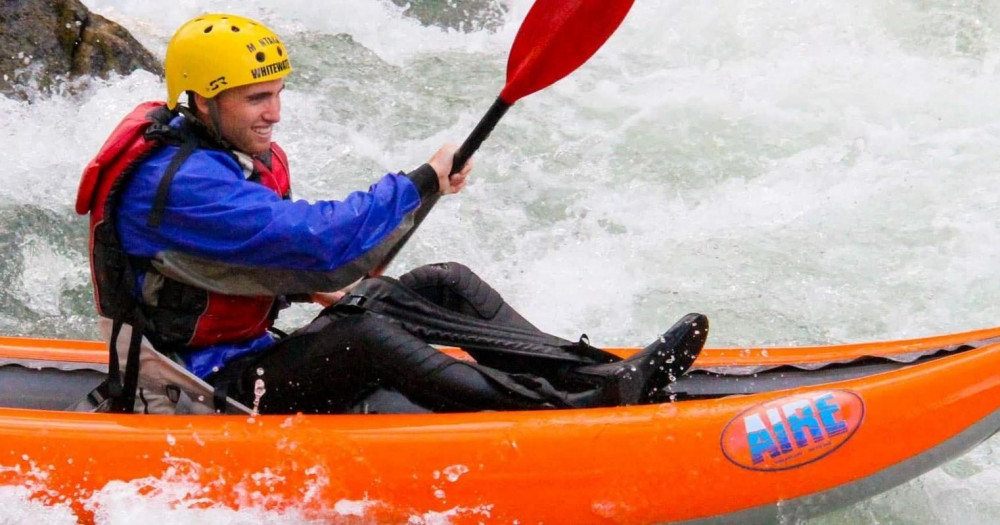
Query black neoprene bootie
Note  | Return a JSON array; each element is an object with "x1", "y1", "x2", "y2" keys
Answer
[{"x1": 570, "y1": 313, "x2": 708, "y2": 406}]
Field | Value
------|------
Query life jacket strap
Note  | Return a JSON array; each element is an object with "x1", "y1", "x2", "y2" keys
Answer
[{"x1": 148, "y1": 136, "x2": 197, "y2": 229}]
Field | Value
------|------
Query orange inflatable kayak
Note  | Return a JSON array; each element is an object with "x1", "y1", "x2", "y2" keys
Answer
[{"x1": 2, "y1": 326, "x2": 1000, "y2": 523}]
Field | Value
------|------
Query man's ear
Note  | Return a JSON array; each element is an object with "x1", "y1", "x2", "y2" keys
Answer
[{"x1": 191, "y1": 93, "x2": 209, "y2": 117}]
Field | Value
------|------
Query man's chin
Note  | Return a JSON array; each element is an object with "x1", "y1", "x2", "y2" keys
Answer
[{"x1": 244, "y1": 142, "x2": 271, "y2": 156}]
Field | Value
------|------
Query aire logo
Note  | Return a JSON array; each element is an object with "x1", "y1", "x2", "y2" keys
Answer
[{"x1": 721, "y1": 390, "x2": 864, "y2": 471}]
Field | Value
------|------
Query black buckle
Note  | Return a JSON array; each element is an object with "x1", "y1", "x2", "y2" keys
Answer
[
  {"x1": 344, "y1": 294, "x2": 367, "y2": 308},
  {"x1": 165, "y1": 384, "x2": 182, "y2": 404}
]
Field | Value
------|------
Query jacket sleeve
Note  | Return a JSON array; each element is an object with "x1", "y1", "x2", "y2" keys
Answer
[{"x1": 117, "y1": 147, "x2": 430, "y2": 295}]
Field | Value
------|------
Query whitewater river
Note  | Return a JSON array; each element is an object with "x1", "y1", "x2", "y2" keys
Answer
[{"x1": 2, "y1": 0, "x2": 1000, "y2": 522}]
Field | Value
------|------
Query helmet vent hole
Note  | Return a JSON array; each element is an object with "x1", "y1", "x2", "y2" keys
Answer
[
  {"x1": 277, "y1": 47, "x2": 284, "y2": 57},
  {"x1": 231, "y1": 26, "x2": 240, "y2": 32},
  {"x1": 203, "y1": 25, "x2": 213, "y2": 33},
  {"x1": 256, "y1": 51, "x2": 266, "y2": 63}
]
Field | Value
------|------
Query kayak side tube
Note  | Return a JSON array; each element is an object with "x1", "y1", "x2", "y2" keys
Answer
[{"x1": 1, "y1": 332, "x2": 1000, "y2": 522}]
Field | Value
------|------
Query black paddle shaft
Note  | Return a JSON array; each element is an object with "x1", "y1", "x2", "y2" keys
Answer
[
  {"x1": 451, "y1": 97, "x2": 511, "y2": 175},
  {"x1": 372, "y1": 97, "x2": 511, "y2": 275}
]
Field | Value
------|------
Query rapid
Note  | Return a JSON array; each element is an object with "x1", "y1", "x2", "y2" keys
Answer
[{"x1": 1, "y1": 0, "x2": 999, "y2": 522}]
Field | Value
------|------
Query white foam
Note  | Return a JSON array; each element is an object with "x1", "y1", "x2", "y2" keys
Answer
[{"x1": 0, "y1": 486, "x2": 77, "y2": 525}]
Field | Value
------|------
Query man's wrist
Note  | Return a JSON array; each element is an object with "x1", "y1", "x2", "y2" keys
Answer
[{"x1": 405, "y1": 163, "x2": 440, "y2": 199}]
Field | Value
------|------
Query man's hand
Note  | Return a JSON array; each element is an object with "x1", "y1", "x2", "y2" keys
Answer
[
  {"x1": 310, "y1": 291, "x2": 346, "y2": 307},
  {"x1": 427, "y1": 143, "x2": 473, "y2": 195},
  {"x1": 309, "y1": 278, "x2": 363, "y2": 307}
]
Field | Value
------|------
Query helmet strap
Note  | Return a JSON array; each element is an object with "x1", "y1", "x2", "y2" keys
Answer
[
  {"x1": 206, "y1": 98, "x2": 226, "y2": 144},
  {"x1": 181, "y1": 95, "x2": 235, "y2": 152}
]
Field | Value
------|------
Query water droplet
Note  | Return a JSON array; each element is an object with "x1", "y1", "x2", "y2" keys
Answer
[
  {"x1": 443, "y1": 464, "x2": 469, "y2": 482},
  {"x1": 250, "y1": 378, "x2": 267, "y2": 417}
]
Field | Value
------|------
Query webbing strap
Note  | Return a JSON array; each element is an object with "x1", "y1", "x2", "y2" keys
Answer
[
  {"x1": 148, "y1": 137, "x2": 197, "y2": 229},
  {"x1": 113, "y1": 318, "x2": 145, "y2": 413},
  {"x1": 341, "y1": 277, "x2": 619, "y2": 365},
  {"x1": 90, "y1": 318, "x2": 136, "y2": 413},
  {"x1": 213, "y1": 383, "x2": 230, "y2": 414},
  {"x1": 80, "y1": 320, "x2": 128, "y2": 411},
  {"x1": 106, "y1": 319, "x2": 124, "y2": 397}
]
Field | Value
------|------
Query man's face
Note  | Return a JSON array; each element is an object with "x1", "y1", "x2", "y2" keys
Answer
[{"x1": 205, "y1": 79, "x2": 284, "y2": 156}]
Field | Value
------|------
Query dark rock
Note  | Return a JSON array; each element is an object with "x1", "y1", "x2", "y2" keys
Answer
[
  {"x1": 390, "y1": 0, "x2": 506, "y2": 33},
  {"x1": 0, "y1": 0, "x2": 161, "y2": 100}
]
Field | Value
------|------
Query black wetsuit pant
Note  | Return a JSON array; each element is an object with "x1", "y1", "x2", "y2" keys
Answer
[{"x1": 212, "y1": 263, "x2": 614, "y2": 414}]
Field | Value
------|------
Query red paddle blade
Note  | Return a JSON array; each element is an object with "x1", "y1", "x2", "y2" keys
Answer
[{"x1": 501, "y1": 0, "x2": 634, "y2": 104}]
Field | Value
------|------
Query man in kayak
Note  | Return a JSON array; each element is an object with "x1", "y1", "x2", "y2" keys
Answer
[{"x1": 76, "y1": 13, "x2": 707, "y2": 414}]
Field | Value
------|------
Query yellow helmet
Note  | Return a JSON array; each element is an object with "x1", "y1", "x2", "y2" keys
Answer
[{"x1": 164, "y1": 14, "x2": 292, "y2": 109}]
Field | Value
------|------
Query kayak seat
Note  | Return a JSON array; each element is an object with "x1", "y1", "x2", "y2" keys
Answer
[{"x1": 67, "y1": 318, "x2": 251, "y2": 415}]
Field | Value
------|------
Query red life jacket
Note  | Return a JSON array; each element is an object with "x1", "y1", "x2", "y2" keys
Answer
[{"x1": 76, "y1": 101, "x2": 291, "y2": 350}]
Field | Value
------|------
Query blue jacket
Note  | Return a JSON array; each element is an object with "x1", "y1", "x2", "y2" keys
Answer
[{"x1": 115, "y1": 117, "x2": 436, "y2": 377}]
